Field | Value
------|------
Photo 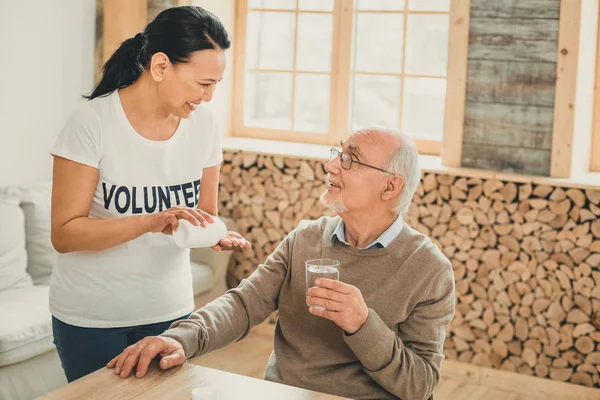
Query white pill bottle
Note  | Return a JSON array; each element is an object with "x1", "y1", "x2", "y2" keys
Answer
[{"x1": 172, "y1": 217, "x2": 228, "y2": 248}]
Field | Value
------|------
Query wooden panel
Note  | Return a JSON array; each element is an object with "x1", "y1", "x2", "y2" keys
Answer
[
  {"x1": 465, "y1": 59, "x2": 557, "y2": 107},
  {"x1": 463, "y1": 102, "x2": 553, "y2": 149},
  {"x1": 471, "y1": 17, "x2": 559, "y2": 42},
  {"x1": 441, "y1": 0, "x2": 471, "y2": 167},
  {"x1": 102, "y1": 0, "x2": 148, "y2": 64},
  {"x1": 470, "y1": 0, "x2": 560, "y2": 19},
  {"x1": 469, "y1": 17, "x2": 559, "y2": 63},
  {"x1": 550, "y1": 0, "x2": 582, "y2": 177},
  {"x1": 462, "y1": 142, "x2": 551, "y2": 175}
]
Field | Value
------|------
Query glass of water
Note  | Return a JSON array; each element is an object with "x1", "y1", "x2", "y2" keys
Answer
[{"x1": 305, "y1": 259, "x2": 340, "y2": 309}]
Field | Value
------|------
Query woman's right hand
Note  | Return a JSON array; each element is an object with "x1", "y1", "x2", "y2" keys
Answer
[{"x1": 143, "y1": 206, "x2": 215, "y2": 235}]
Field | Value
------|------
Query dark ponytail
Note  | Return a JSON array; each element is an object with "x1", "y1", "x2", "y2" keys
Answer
[
  {"x1": 85, "y1": 33, "x2": 146, "y2": 99},
  {"x1": 85, "y1": 6, "x2": 231, "y2": 100}
]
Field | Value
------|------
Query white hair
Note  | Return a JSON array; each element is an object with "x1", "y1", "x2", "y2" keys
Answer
[{"x1": 354, "y1": 126, "x2": 421, "y2": 215}]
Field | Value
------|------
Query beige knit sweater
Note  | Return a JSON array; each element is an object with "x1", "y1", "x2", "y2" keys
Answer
[{"x1": 162, "y1": 216, "x2": 455, "y2": 400}]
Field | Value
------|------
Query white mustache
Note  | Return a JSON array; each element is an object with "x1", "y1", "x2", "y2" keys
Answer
[{"x1": 326, "y1": 175, "x2": 341, "y2": 186}]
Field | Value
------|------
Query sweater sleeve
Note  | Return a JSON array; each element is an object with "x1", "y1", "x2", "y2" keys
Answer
[
  {"x1": 343, "y1": 264, "x2": 455, "y2": 400},
  {"x1": 161, "y1": 229, "x2": 295, "y2": 358}
]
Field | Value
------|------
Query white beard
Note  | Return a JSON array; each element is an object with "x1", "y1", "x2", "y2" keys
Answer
[{"x1": 319, "y1": 190, "x2": 348, "y2": 215}]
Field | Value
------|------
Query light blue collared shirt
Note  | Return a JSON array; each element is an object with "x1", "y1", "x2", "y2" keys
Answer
[{"x1": 330, "y1": 215, "x2": 404, "y2": 250}]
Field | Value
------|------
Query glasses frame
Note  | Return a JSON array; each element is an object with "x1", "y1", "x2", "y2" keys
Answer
[{"x1": 329, "y1": 148, "x2": 396, "y2": 175}]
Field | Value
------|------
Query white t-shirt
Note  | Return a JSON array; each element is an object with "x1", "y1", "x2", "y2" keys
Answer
[{"x1": 49, "y1": 90, "x2": 223, "y2": 328}]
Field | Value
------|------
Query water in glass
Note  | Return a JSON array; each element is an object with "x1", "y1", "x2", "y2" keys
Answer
[{"x1": 305, "y1": 259, "x2": 340, "y2": 309}]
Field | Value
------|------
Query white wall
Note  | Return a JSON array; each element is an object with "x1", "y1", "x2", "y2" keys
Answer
[
  {"x1": 0, "y1": 0, "x2": 96, "y2": 186},
  {"x1": 191, "y1": 0, "x2": 236, "y2": 135}
]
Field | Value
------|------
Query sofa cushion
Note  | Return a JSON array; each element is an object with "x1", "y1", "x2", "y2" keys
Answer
[
  {"x1": 0, "y1": 286, "x2": 54, "y2": 366},
  {"x1": 0, "y1": 194, "x2": 32, "y2": 292},
  {"x1": 190, "y1": 261, "x2": 214, "y2": 296},
  {"x1": 11, "y1": 183, "x2": 56, "y2": 285}
]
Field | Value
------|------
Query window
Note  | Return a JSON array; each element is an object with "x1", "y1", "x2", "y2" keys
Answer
[{"x1": 232, "y1": 0, "x2": 451, "y2": 154}]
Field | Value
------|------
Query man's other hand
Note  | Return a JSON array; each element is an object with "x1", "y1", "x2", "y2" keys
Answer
[{"x1": 106, "y1": 336, "x2": 186, "y2": 378}]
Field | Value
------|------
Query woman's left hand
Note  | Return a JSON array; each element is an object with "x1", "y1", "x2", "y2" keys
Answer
[{"x1": 211, "y1": 231, "x2": 252, "y2": 251}]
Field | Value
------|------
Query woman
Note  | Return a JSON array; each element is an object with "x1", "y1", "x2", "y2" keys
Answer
[{"x1": 49, "y1": 6, "x2": 250, "y2": 382}]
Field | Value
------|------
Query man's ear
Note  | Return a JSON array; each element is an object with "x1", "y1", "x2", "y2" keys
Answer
[
  {"x1": 150, "y1": 52, "x2": 171, "y2": 82},
  {"x1": 381, "y1": 176, "x2": 404, "y2": 202}
]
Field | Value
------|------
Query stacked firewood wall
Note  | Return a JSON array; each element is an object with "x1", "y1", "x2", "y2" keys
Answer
[{"x1": 218, "y1": 150, "x2": 600, "y2": 388}]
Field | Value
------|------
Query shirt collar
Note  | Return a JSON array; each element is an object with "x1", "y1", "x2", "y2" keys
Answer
[{"x1": 330, "y1": 215, "x2": 404, "y2": 250}]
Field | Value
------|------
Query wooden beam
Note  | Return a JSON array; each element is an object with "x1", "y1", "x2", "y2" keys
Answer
[
  {"x1": 468, "y1": 17, "x2": 559, "y2": 63},
  {"x1": 469, "y1": 0, "x2": 560, "y2": 19},
  {"x1": 465, "y1": 59, "x2": 557, "y2": 107},
  {"x1": 231, "y1": 0, "x2": 249, "y2": 137},
  {"x1": 591, "y1": 4, "x2": 600, "y2": 172},
  {"x1": 291, "y1": 0, "x2": 300, "y2": 131},
  {"x1": 329, "y1": 0, "x2": 354, "y2": 143},
  {"x1": 550, "y1": 0, "x2": 582, "y2": 177},
  {"x1": 463, "y1": 102, "x2": 554, "y2": 149},
  {"x1": 441, "y1": 0, "x2": 470, "y2": 167},
  {"x1": 102, "y1": 0, "x2": 148, "y2": 64},
  {"x1": 462, "y1": 142, "x2": 551, "y2": 175}
]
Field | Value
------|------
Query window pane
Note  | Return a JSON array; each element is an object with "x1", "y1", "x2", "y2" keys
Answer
[
  {"x1": 244, "y1": 72, "x2": 293, "y2": 130},
  {"x1": 408, "y1": 0, "x2": 450, "y2": 11},
  {"x1": 354, "y1": 13, "x2": 404, "y2": 73},
  {"x1": 297, "y1": 13, "x2": 333, "y2": 72},
  {"x1": 294, "y1": 74, "x2": 330, "y2": 132},
  {"x1": 402, "y1": 78, "x2": 446, "y2": 140},
  {"x1": 246, "y1": 11, "x2": 295, "y2": 70},
  {"x1": 299, "y1": 0, "x2": 334, "y2": 11},
  {"x1": 356, "y1": 0, "x2": 404, "y2": 11},
  {"x1": 248, "y1": 0, "x2": 296, "y2": 9},
  {"x1": 405, "y1": 15, "x2": 449, "y2": 76},
  {"x1": 351, "y1": 74, "x2": 401, "y2": 131}
]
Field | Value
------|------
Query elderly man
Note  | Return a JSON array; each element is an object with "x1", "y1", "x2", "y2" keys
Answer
[{"x1": 107, "y1": 127, "x2": 455, "y2": 400}]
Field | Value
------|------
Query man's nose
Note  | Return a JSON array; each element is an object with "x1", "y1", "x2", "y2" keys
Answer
[{"x1": 324, "y1": 156, "x2": 339, "y2": 174}]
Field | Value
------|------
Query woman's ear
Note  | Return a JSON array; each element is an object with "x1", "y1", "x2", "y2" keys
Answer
[
  {"x1": 149, "y1": 52, "x2": 171, "y2": 82},
  {"x1": 381, "y1": 176, "x2": 404, "y2": 202}
]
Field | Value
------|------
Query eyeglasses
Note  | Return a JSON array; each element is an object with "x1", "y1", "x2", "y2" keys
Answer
[{"x1": 329, "y1": 148, "x2": 396, "y2": 175}]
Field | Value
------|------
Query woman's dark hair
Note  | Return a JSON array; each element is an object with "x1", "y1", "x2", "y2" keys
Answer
[{"x1": 85, "y1": 6, "x2": 230, "y2": 99}]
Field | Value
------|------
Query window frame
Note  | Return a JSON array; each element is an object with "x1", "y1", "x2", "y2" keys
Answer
[
  {"x1": 549, "y1": 0, "x2": 581, "y2": 178},
  {"x1": 232, "y1": 0, "x2": 460, "y2": 155},
  {"x1": 440, "y1": 0, "x2": 470, "y2": 167},
  {"x1": 591, "y1": 2, "x2": 600, "y2": 172}
]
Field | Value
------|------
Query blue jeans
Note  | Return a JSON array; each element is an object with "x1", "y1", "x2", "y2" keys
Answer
[{"x1": 52, "y1": 313, "x2": 191, "y2": 382}]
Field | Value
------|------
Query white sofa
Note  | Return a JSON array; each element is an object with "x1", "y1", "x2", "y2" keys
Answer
[{"x1": 0, "y1": 184, "x2": 235, "y2": 400}]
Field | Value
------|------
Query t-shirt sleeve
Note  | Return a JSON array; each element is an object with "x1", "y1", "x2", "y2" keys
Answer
[
  {"x1": 50, "y1": 103, "x2": 102, "y2": 169},
  {"x1": 204, "y1": 110, "x2": 223, "y2": 168}
]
